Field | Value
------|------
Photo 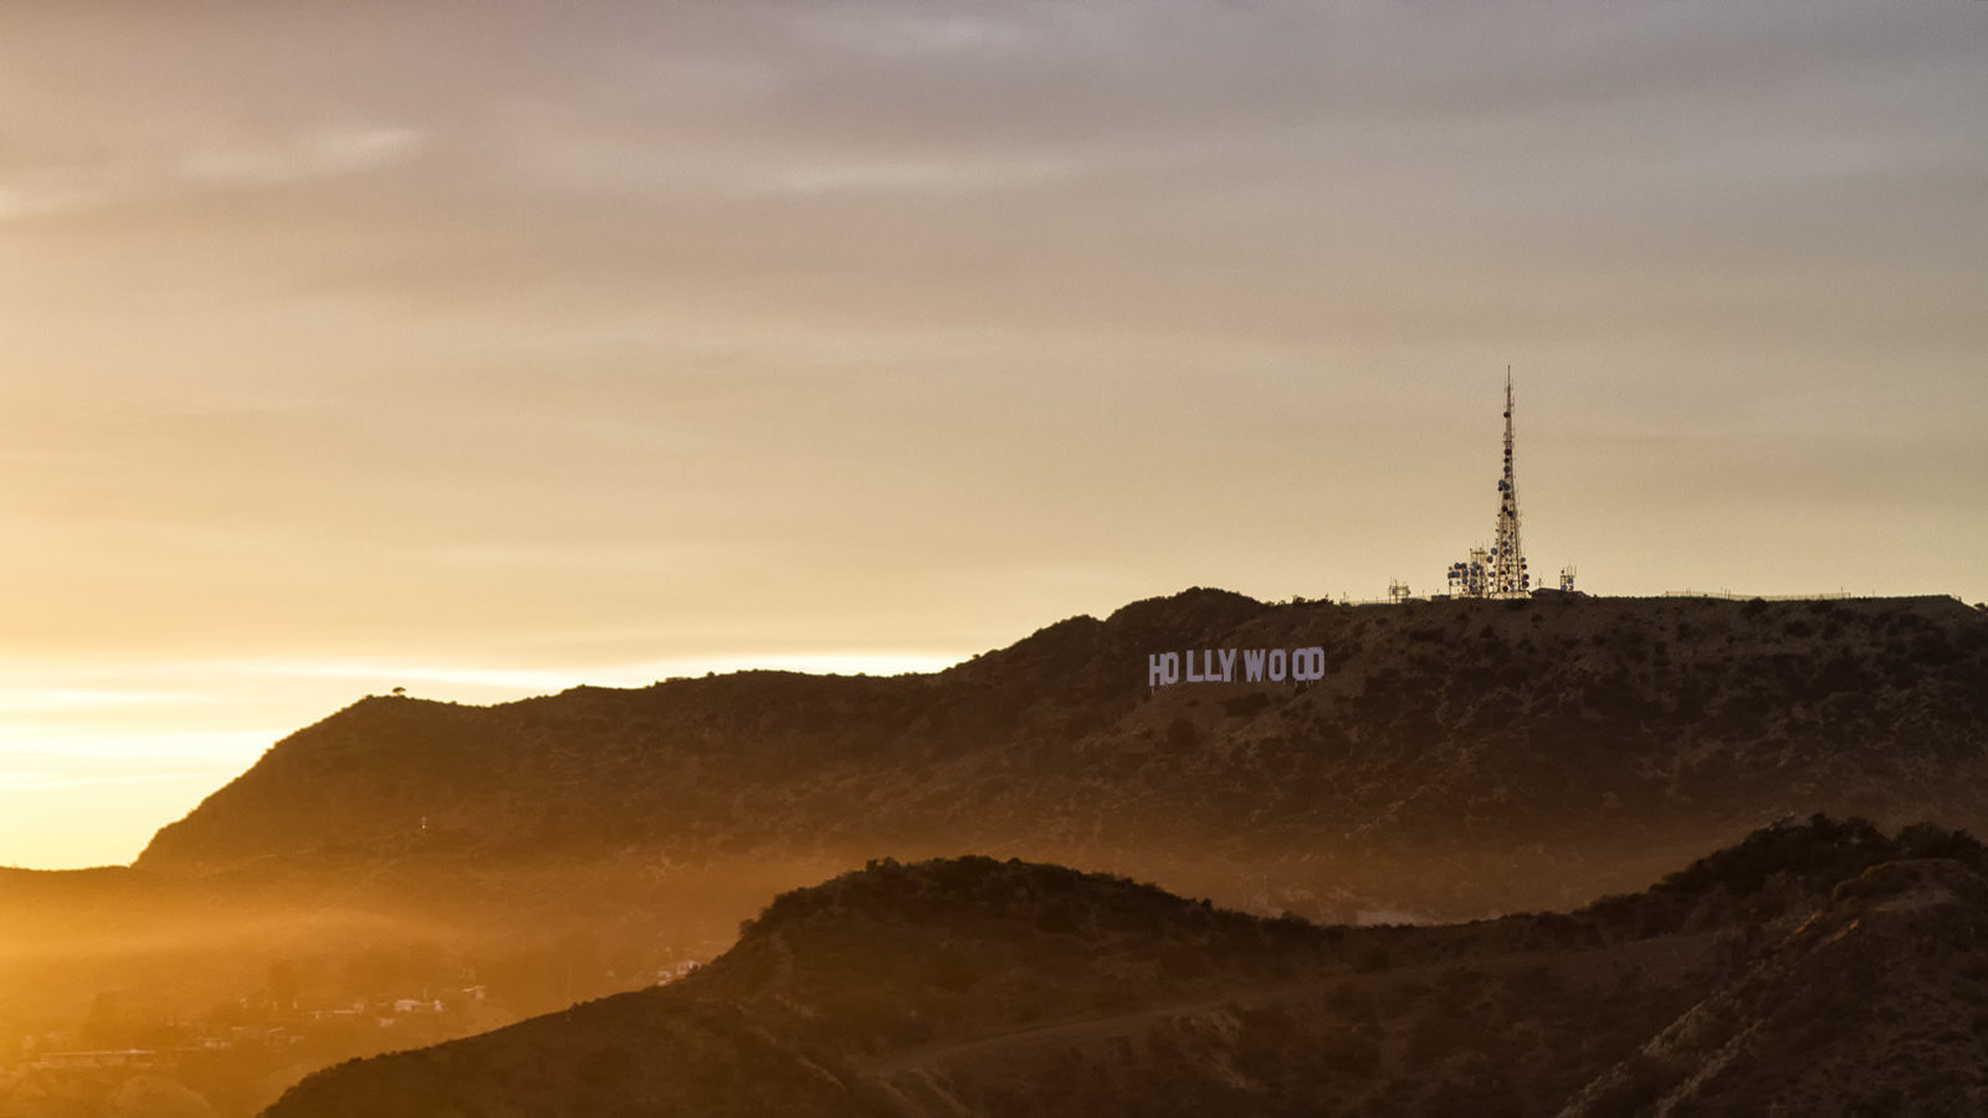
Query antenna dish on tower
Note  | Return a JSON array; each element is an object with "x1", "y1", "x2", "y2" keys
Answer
[{"x1": 1443, "y1": 369, "x2": 1558, "y2": 599}]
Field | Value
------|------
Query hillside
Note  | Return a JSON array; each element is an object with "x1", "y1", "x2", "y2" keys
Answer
[
  {"x1": 260, "y1": 818, "x2": 1988, "y2": 1117},
  {"x1": 1565, "y1": 853, "x2": 1988, "y2": 1116},
  {"x1": 8, "y1": 590, "x2": 1985, "y2": 1116},
  {"x1": 137, "y1": 590, "x2": 1988, "y2": 920}
]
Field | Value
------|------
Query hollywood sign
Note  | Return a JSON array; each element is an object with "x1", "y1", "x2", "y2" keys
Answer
[{"x1": 1147, "y1": 647, "x2": 1328, "y2": 687}]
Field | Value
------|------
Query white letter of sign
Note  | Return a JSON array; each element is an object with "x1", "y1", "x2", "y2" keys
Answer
[
  {"x1": 1242, "y1": 649, "x2": 1266, "y2": 682},
  {"x1": 1293, "y1": 647, "x2": 1327, "y2": 681},
  {"x1": 1218, "y1": 649, "x2": 1237, "y2": 682},
  {"x1": 1267, "y1": 649, "x2": 1287, "y2": 682},
  {"x1": 1184, "y1": 650, "x2": 1204, "y2": 683},
  {"x1": 1148, "y1": 653, "x2": 1170, "y2": 688}
]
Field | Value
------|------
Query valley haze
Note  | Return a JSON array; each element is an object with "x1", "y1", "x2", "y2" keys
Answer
[
  {"x1": 4, "y1": 0, "x2": 1985, "y2": 1112},
  {"x1": 3, "y1": 583, "x2": 1985, "y2": 1115}
]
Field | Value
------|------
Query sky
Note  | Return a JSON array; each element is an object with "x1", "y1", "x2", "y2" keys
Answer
[{"x1": 2, "y1": 0, "x2": 1984, "y2": 869}]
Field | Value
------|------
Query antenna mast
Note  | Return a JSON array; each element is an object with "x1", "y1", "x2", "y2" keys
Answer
[{"x1": 1489, "y1": 367, "x2": 1528, "y2": 597}]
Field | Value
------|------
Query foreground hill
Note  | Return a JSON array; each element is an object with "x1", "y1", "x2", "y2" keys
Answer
[
  {"x1": 1566, "y1": 854, "x2": 1988, "y2": 1116},
  {"x1": 140, "y1": 591, "x2": 1988, "y2": 920},
  {"x1": 19, "y1": 591, "x2": 1985, "y2": 1117},
  {"x1": 262, "y1": 817, "x2": 1988, "y2": 1117}
]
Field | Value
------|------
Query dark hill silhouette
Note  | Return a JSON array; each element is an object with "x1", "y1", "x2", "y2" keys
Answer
[
  {"x1": 1565, "y1": 854, "x2": 1988, "y2": 1116},
  {"x1": 18, "y1": 591, "x2": 1988, "y2": 1118},
  {"x1": 260, "y1": 818, "x2": 1988, "y2": 1117},
  {"x1": 138, "y1": 590, "x2": 1988, "y2": 922}
]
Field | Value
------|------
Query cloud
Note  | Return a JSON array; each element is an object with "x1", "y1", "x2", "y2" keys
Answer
[
  {"x1": 0, "y1": 176, "x2": 116, "y2": 222},
  {"x1": 0, "y1": 121, "x2": 423, "y2": 223},
  {"x1": 246, "y1": 651, "x2": 960, "y2": 693},
  {"x1": 0, "y1": 769, "x2": 214, "y2": 792},
  {"x1": 0, "y1": 688, "x2": 216, "y2": 714},
  {"x1": 175, "y1": 123, "x2": 424, "y2": 187},
  {"x1": 1, "y1": 0, "x2": 1986, "y2": 868}
]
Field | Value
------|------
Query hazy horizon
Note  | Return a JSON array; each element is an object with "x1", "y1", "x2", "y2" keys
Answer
[{"x1": 4, "y1": 0, "x2": 1984, "y2": 868}]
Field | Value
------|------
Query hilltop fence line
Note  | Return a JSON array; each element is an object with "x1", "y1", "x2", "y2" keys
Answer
[
  {"x1": 1304, "y1": 589, "x2": 1878, "y2": 607},
  {"x1": 1659, "y1": 590, "x2": 1864, "y2": 601}
]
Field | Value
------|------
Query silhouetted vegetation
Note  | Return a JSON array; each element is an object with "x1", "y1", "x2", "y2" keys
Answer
[
  {"x1": 11, "y1": 589, "x2": 1988, "y2": 1115},
  {"x1": 266, "y1": 823, "x2": 1988, "y2": 1116}
]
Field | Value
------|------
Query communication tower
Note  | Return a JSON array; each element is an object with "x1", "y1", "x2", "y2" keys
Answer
[
  {"x1": 1447, "y1": 548, "x2": 1489, "y2": 597},
  {"x1": 1444, "y1": 370, "x2": 1531, "y2": 599},
  {"x1": 1487, "y1": 369, "x2": 1528, "y2": 597}
]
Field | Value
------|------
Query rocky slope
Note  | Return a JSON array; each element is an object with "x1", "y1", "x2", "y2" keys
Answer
[
  {"x1": 260, "y1": 818, "x2": 1988, "y2": 1118},
  {"x1": 1564, "y1": 854, "x2": 1988, "y2": 1116},
  {"x1": 138, "y1": 591, "x2": 1988, "y2": 920}
]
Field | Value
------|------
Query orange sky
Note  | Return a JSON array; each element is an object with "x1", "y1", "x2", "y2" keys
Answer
[{"x1": 3, "y1": 1, "x2": 1984, "y2": 868}]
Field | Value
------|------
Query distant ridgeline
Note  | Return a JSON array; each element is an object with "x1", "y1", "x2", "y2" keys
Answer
[
  {"x1": 1144, "y1": 592, "x2": 1981, "y2": 691},
  {"x1": 137, "y1": 587, "x2": 1988, "y2": 921},
  {"x1": 264, "y1": 818, "x2": 1988, "y2": 1118}
]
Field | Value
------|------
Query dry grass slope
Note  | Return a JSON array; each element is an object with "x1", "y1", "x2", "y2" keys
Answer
[{"x1": 263, "y1": 818, "x2": 1988, "y2": 1118}]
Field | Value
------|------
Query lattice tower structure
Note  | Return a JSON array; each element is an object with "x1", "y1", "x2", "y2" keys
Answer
[{"x1": 1488, "y1": 371, "x2": 1529, "y2": 597}]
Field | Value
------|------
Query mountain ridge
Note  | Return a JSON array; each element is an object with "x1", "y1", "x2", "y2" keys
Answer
[
  {"x1": 9, "y1": 588, "x2": 1987, "y2": 1117},
  {"x1": 260, "y1": 817, "x2": 1988, "y2": 1117},
  {"x1": 136, "y1": 589, "x2": 1988, "y2": 922}
]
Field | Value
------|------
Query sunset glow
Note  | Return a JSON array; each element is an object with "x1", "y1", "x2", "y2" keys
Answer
[{"x1": 4, "y1": 1, "x2": 1984, "y2": 867}]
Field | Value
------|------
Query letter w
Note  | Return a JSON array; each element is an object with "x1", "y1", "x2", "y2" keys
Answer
[{"x1": 1242, "y1": 649, "x2": 1266, "y2": 683}]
